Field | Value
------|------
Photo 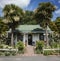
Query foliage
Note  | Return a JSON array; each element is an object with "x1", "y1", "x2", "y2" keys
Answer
[
  {"x1": 49, "y1": 21, "x2": 58, "y2": 32},
  {"x1": 3, "y1": 4, "x2": 24, "y2": 26},
  {"x1": 21, "y1": 10, "x2": 37, "y2": 25},
  {"x1": 0, "y1": 51, "x2": 17, "y2": 56},
  {"x1": 43, "y1": 50, "x2": 54, "y2": 55},
  {"x1": 34, "y1": 2, "x2": 56, "y2": 27},
  {"x1": 0, "y1": 44, "x2": 13, "y2": 49},
  {"x1": 51, "y1": 32, "x2": 60, "y2": 43},
  {"x1": 11, "y1": 51, "x2": 17, "y2": 56},
  {"x1": 55, "y1": 17, "x2": 60, "y2": 34},
  {"x1": 4, "y1": 52, "x2": 11, "y2": 56},
  {"x1": 0, "y1": 52, "x2": 4, "y2": 56},
  {"x1": 16, "y1": 41, "x2": 24, "y2": 54},
  {"x1": 0, "y1": 17, "x2": 8, "y2": 33},
  {"x1": 36, "y1": 41, "x2": 44, "y2": 50},
  {"x1": 35, "y1": 49, "x2": 41, "y2": 54},
  {"x1": 35, "y1": 41, "x2": 44, "y2": 54},
  {"x1": 50, "y1": 42, "x2": 58, "y2": 48},
  {"x1": 0, "y1": 17, "x2": 8, "y2": 44},
  {"x1": 43, "y1": 50, "x2": 60, "y2": 55},
  {"x1": 0, "y1": 44, "x2": 4, "y2": 48},
  {"x1": 3, "y1": 4, "x2": 24, "y2": 46},
  {"x1": 0, "y1": 44, "x2": 17, "y2": 56}
]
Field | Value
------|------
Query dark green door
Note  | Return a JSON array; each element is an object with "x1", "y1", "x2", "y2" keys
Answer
[{"x1": 28, "y1": 34, "x2": 32, "y2": 45}]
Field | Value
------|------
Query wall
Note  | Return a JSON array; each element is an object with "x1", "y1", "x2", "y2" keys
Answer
[
  {"x1": 23, "y1": 33, "x2": 28, "y2": 45},
  {"x1": 32, "y1": 34, "x2": 39, "y2": 44}
]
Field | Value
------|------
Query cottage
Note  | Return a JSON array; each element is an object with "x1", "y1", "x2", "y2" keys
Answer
[{"x1": 7, "y1": 25, "x2": 52, "y2": 46}]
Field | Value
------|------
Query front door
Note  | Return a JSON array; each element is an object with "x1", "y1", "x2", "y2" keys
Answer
[{"x1": 28, "y1": 34, "x2": 32, "y2": 45}]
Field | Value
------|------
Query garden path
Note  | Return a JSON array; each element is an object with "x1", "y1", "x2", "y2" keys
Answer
[
  {"x1": 19, "y1": 45, "x2": 37, "y2": 56},
  {"x1": 25, "y1": 45, "x2": 34, "y2": 55}
]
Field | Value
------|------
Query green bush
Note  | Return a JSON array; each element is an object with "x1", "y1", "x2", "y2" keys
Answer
[
  {"x1": 4, "y1": 52, "x2": 11, "y2": 56},
  {"x1": 0, "y1": 51, "x2": 17, "y2": 56},
  {"x1": 0, "y1": 44, "x2": 17, "y2": 56},
  {"x1": 0, "y1": 44, "x2": 13, "y2": 49},
  {"x1": 35, "y1": 49, "x2": 42, "y2": 54},
  {"x1": 59, "y1": 50, "x2": 60, "y2": 54},
  {"x1": 50, "y1": 42, "x2": 58, "y2": 48},
  {"x1": 43, "y1": 50, "x2": 60, "y2": 55},
  {"x1": 0, "y1": 44, "x2": 4, "y2": 48},
  {"x1": 35, "y1": 41, "x2": 44, "y2": 54},
  {"x1": 0, "y1": 52, "x2": 4, "y2": 56},
  {"x1": 11, "y1": 51, "x2": 17, "y2": 56},
  {"x1": 43, "y1": 50, "x2": 54, "y2": 55},
  {"x1": 36, "y1": 41, "x2": 44, "y2": 50},
  {"x1": 16, "y1": 41, "x2": 24, "y2": 54}
]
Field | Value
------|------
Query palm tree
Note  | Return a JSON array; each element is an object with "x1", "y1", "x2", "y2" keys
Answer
[
  {"x1": 55, "y1": 17, "x2": 60, "y2": 34},
  {"x1": 3, "y1": 4, "x2": 24, "y2": 46},
  {"x1": 0, "y1": 17, "x2": 8, "y2": 44},
  {"x1": 34, "y1": 2, "x2": 56, "y2": 47},
  {"x1": 34, "y1": 2, "x2": 56, "y2": 27}
]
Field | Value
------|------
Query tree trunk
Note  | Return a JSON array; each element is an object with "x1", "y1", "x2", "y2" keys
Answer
[
  {"x1": 15, "y1": 34, "x2": 17, "y2": 46},
  {"x1": 11, "y1": 30, "x2": 14, "y2": 46},
  {"x1": 45, "y1": 26, "x2": 49, "y2": 47}
]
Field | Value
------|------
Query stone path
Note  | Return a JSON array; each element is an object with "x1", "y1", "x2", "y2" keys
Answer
[
  {"x1": 18, "y1": 45, "x2": 36, "y2": 56},
  {"x1": 24, "y1": 45, "x2": 35, "y2": 56}
]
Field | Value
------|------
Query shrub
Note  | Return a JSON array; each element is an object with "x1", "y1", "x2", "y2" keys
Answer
[
  {"x1": 11, "y1": 51, "x2": 17, "y2": 56},
  {"x1": 0, "y1": 44, "x2": 17, "y2": 56},
  {"x1": 50, "y1": 42, "x2": 58, "y2": 48},
  {"x1": 4, "y1": 52, "x2": 11, "y2": 56},
  {"x1": 35, "y1": 41, "x2": 44, "y2": 54},
  {"x1": 0, "y1": 44, "x2": 13, "y2": 49},
  {"x1": 43, "y1": 50, "x2": 52, "y2": 55},
  {"x1": 16, "y1": 41, "x2": 24, "y2": 54},
  {"x1": 43, "y1": 50, "x2": 60, "y2": 55},
  {"x1": 36, "y1": 41, "x2": 44, "y2": 50},
  {"x1": 35, "y1": 49, "x2": 41, "y2": 54},
  {"x1": 0, "y1": 44, "x2": 4, "y2": 48},
  {"x1": 0, "y1": 52, "x2": 4, "y2": 56}
]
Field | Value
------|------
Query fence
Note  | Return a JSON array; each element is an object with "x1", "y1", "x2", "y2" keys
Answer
[{"x1": 0, "y1": 49, "x2": 18, "y2": 52}]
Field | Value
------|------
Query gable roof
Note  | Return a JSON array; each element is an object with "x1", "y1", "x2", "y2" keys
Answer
[
  {"x1": 8, "y1": 25, "x2": 52, "y2": 33},
  {"x1": 16, "y1": 25, "x2": 44, "y2": 33}
]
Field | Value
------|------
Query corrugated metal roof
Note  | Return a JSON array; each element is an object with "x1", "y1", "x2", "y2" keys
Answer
[
  {"x1": 16, "y1": 25, "x2": 44, "y2": 33},
  {"x1": 8, "y1": 25, "x2": 52, "y2": 33}
]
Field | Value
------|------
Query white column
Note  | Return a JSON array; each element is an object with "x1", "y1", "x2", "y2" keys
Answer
[
  {"x1": 23, "y1": 33, "x2": 25, "y2": 45},
  {"x1": 38, "y1": 34, "x2": 39, "y2": 41}
]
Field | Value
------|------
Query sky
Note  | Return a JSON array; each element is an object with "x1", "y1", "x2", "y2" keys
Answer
[{"x1": 0, "y1": 0, "x2": 60, "y2": 20}]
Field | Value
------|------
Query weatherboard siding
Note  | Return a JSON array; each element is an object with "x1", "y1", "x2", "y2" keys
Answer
[{"x1": 32, "y1": 34, "x2": 39, "y2": 42}]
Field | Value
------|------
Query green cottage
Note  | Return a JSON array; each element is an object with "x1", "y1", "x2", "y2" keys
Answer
[{"x1": 7, "y1": 25, "x2": 52, "y2": 46}]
